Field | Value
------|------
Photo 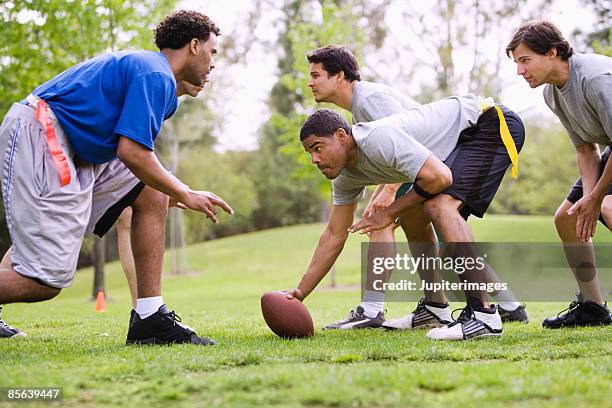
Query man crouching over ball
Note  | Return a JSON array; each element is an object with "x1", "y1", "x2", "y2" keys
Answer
[{"x1": 286, "y1": 94, "x2": 525, "y2": 340}]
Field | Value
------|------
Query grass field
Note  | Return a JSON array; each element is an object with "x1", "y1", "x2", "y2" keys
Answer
[{"x1": 1, "y1": 215, "x2": 611, "y2": 407}]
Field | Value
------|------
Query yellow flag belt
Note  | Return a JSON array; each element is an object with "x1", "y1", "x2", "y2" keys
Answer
[{"x1": 477, "y1": 97, "x2": 519, "y2": 179}]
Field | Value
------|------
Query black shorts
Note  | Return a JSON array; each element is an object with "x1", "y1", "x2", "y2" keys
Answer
[
  {"x1": 92, "y1": 182, "x2": 145, "y2": 237},
  {"x1": 566, "y1": 146, "x2": 612, "y2": 228},
  {"x1": 442, "y1": 105, "x2": 525, "y2": 219}
]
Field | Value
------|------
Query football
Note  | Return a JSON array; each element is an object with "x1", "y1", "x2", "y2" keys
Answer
[{"x1": 260, "y1": 291, "x2": 315, "y2": 339}]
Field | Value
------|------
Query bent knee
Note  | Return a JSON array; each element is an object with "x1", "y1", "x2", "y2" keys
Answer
[
  {"x1": 132, "y1": 186, "x2": 168, "y2": 215},
  {"x1": 423, "y1": 195, "x2": 456, "y2": 220},
  {"x1": 554, "y1": 203, "x2": 575, "y2": 229},
  {"x1": 601, "y1": 197, "x2": 612, "y2": 228},
  {"x1": 30, "y1": 282, "x2": 62, "y2": 302},
  {"x1": 44, "y1": 287, "x2": 62, "y2": 300},
  {"x1": 369, "y1": 224, "x2": 396, "y2": 241}
]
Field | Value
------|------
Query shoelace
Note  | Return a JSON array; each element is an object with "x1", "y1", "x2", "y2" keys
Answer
[
  {"x1": 448, "y1": 306, "x2": 475, "y2": 327},
  {"x1": 162, "y1": 310, "x2": 183, "y2": 325},
  {"x1": 410, "y1": 298, "x2": 427, "y2": 315},
  {"x1": 557, "y1": 301, "x2": 581, "y2": 319},
  {"x1": 342, "y1": 309, "x2": 358, "y2": 322}
]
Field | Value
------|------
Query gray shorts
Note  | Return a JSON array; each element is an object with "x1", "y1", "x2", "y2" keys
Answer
[{"x1": 0, "y1": 102, "x2": 142, "y2": 288}]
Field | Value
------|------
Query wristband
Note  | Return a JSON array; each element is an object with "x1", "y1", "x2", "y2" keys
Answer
[{"x1": 412, "y1": 182, "x2": 439, "y2": 200}]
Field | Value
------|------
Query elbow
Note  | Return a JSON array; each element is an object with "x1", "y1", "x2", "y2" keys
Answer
[
  {"x1": 116, "y1": 138, "x2": 145, "y2": 167},
  {"x1": 435, "y1": 167, "x2": 453, "y2": 191},
  {"x1": 116, "y1": 143, "x2": 131, "y2": 164}
]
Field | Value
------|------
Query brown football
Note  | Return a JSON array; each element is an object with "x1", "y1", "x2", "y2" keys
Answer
[{"x1": 260, "y1": 291, "x2": 315, "y2": 339}]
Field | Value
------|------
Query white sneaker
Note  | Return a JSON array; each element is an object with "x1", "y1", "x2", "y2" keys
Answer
[
  {"x1": 382, "y1": 299, "x2": 451, "y2": 330},
  {"x1": 322, "y1": 306, "x2": 385, "y2": 330},
  {"x1": 426, "y1": 305, "x2": 503, "y2": 341}
]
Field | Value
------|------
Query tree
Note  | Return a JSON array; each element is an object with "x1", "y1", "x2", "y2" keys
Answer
[
  {"x1": 255, "y1": 0, "x2": 392, "y2": 221},
  {"x1": 376, "y1": 0, "x2": 553, "y2": 101},
  {"x1": 574, "y1": 0, "x2": 611, "y2": 51},
  {"x1": 0, "y1": 0, "x2": 176, "y2": 116}
]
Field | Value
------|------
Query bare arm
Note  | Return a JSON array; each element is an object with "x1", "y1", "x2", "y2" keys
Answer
[
  {"x1": 567, "y1": 143, "x2": 608, "y2": 241},
  {"x1": 575, "y1": 143, "x2": 601, "y2": 196},
  {"x1": 117, "y1": 136, "x2": 233, "y2": 222},
  {"x1": 349, "y1": 154, "x2": 452, "y2": 234},
  {"x1": 363, "y1": 183, "x2": 403, "y2": 218},
  {"x1": 287, "y1": 203, "x2": 357, "y2": 300},
  {"x1": 592, "y1": 155, "x2": 612, "y2": 199}
]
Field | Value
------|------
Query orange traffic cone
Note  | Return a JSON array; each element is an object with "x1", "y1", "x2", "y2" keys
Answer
[{"x1": 95, "y1": 290, "x2": 106, "y2": 313}]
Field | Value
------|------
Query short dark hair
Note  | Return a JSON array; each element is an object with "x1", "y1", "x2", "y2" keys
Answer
[
  {"x1": 307, "y1": 45, "x2": 362, "y2": 81},
  {"x1": 300, "y1": 109, "x2": 351, "y2": 141},
  {"x1": 154, "y1": 10, "x2": 221, "y2": 50},
  {"x1": 506, "y1": 20, "x2": 573, "y2": 60}
]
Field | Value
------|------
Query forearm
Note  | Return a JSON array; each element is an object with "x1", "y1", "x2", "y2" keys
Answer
[
  {"x1": 384, "y1": 189, "x2": 427, "y2": 219},
  {"x1": 369, "y1": 184, "x2": 385, "y2": 202},
  {"x1": 591, "y1": 155, "x2": 612, "y2": 200},
  {"x1": 576, "y1": 146, "x2": 601, "y2": 195},
  {"x1": 297, "y1": 230, "x2": 348, "y2": 299},
  {"x1": 368, "y1": 183, "x2": 401, "y2": 207},
  {"x1": 381, "y1": 183, "x2": 402, "y2": 196},
  {"x1": 118, "y1": 137, "x2": 189, "y2": 200}
]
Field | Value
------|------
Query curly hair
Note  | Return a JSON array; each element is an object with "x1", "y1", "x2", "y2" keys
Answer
[
  {"x1": 300, "y1": 109, "x2": 351, "y2": 141},
  {"x1": 154, "y1": 10, "x2": 221, "y2": 50},
  {"x1": 506, "y1": 20, "x2": 573, "y2": 60}
]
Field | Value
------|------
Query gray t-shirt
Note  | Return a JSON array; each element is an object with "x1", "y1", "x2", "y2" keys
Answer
[
  {"x1": 543, "y1": 53, "x2": 612, "y2": 147},
  {"x1": 332, "y1": 95, "x2": 480, "y2": 205},
  {"x1": 351, "y1": 81, "x2": 421, "y2": 123}
]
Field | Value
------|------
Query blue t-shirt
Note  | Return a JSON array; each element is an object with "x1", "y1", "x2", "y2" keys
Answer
[{"x1": 32, "y1": 51, "x2": 179, "y2": 164}]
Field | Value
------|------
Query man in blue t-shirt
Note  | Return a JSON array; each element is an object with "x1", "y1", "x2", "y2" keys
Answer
[{"x1": 0, "y1": 10, "x2": 233, "y2": 346}]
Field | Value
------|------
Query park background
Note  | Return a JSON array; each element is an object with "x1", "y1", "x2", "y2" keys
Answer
[
  {"x1": 0, "y1": 1, "x2": 611, "y2": 407},
  {"x1": 1, "y1": 0, "x2": 611, "y2": 267}
]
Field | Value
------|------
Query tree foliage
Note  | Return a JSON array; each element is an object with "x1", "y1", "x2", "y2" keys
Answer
[{"x1": 0, "y1": 0, "x2": 176, "y2": 116}]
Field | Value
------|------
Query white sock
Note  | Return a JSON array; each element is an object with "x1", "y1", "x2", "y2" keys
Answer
[
  {"x1": 493, "y1": 290, "x2": 521, "y2": 311},
  {"x1": 497, "y1": 301, "x2": 521, "y2": 311},
  {"x1": 136, "y1": 296, "x2": 163, "y2": 319},
  {"x1": 360, "y1": 291, "x2": 385, "y2": 318}
]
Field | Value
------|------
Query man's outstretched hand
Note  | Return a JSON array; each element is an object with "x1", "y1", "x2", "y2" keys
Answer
[
  {"x1": 348, "y1": 211, "x2": 394, "y2": 235},
  {"x1": 176, "y1": 190, "x2": 234, "y2": 223}
]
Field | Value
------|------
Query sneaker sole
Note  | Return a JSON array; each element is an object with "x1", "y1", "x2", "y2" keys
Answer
[
  {"x1": 0, "y1": 332, "x2": 27, "y2": 338},
  {"x1": 428, "y1": 332, "x2": 503, "y2": 341},
  {"x1": 126, "y1": 338, "x2": 169, "y2": 345},
  {"x1": 338, "y1": 323, "x2": 384, "y2": 330},
  {"x1": 126, "y1": 338, "x2": 216, "y2": 346},
  {"x1": 542, "y1": 320, "x2": 612, "y2": 329},
  {"x1": 383, "y1": 322, "x2": 446, "y2": 331}
]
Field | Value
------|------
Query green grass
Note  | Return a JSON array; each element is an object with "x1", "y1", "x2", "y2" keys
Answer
[{"x1": 1, "y1": 215, "x2": 611, "y2": 407}]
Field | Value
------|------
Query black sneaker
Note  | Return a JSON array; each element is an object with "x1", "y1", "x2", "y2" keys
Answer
[
  {"x1": 322, "y1": 306, "x2": 385, "y2": 330},
  {"x1": 498, "y1": 304, "x2": 529, "y2": 323},
  {"x1": 129, "y1": 309, "x2": 136, "y2": 326},
  {"x1": 0, "y1": 306, "x2": 26, "y2": 338},
  {"x1": 126, "y1": 305, "x2": 215, "y2": 345},
  {"x1": 542, "y1": 300, "x2": 612, "y2": 329}
]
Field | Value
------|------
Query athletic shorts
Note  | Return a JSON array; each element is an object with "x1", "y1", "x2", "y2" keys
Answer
[
  {"x1": 566, "y1": 146, "x2": 612, "y2": 228},
  {"x1": 395, "y1": 105, "x2": 525, "y2": 219},
  {"x1": 0, "y1": 102, "x2": 144, "y2": 288}
]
